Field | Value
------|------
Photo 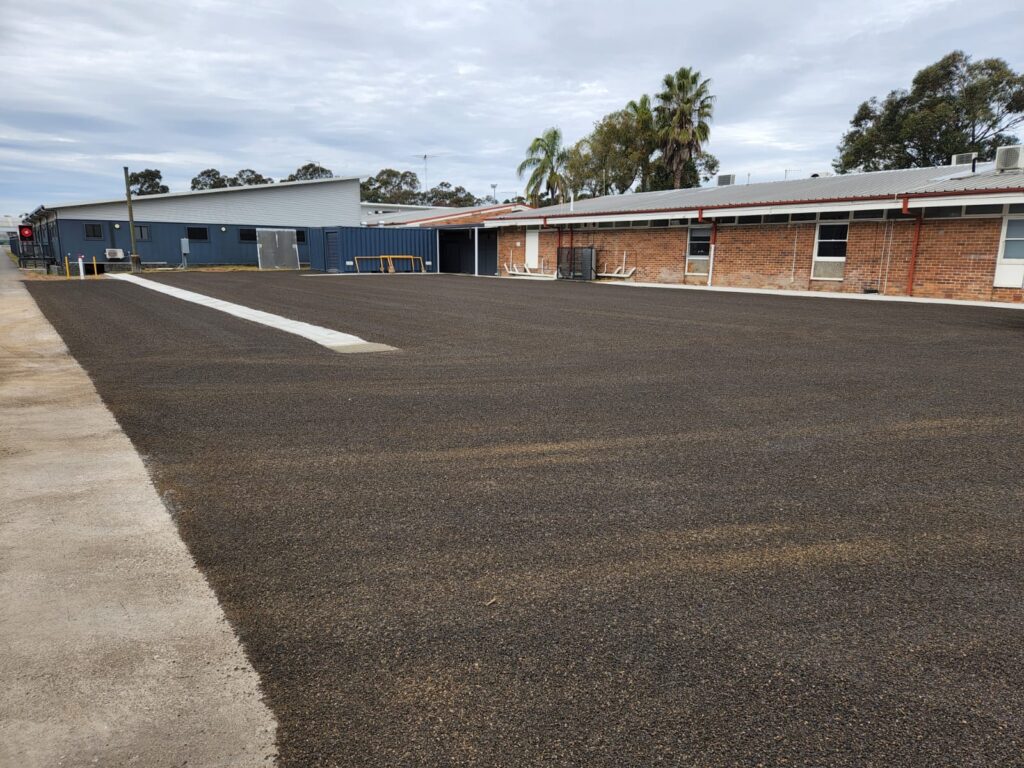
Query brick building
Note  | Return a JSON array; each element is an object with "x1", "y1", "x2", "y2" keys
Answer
[{"x1": 487, "y1": 159, "x2": 1024, "y2": 303}]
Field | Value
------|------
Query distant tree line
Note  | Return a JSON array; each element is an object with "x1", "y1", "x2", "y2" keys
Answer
[
  {"x1": 360, "y1": 169, "x2": 483, "y2": 206},
  {"x1": 517, "y1": 66, "x2": 719, "y2": 206}
]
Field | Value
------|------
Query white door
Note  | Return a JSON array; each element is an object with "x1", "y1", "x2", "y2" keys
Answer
[{"x1": 525, "y1": 230, "x2": 539, "y2": 268}]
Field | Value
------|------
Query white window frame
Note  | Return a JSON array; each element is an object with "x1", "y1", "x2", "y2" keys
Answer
[
  {"x1": 994, "y1": 215, "x2": 1024, "y2": 289},
  {"x1": 811, "y1": 222, "x2": 848, "y2": 281},
  {"x1": 685, "y1": 225, "x2": 712, "y2": 276}
]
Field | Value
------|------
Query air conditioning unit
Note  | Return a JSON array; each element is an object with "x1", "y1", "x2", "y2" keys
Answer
[
  {"x1": 105, "y1": 248, "x2": 125, "y2": 260},
  {"x1": 717, "y1": 174, "x2": 736, "y2": 186},
  {"x1": 951, "y1": 152, "x2": 978, "y2": 165},
  {"x1": 995, "y1": 145, "x2": 1024, "y2": 172}
]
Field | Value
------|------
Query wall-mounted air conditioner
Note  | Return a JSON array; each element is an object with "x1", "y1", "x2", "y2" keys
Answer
[
  {"x1": 717, "y1": 174, "x2": 736, "y2": 186},
  {"x1": 105, "y1": 248, "x2": 125, "y2": 260},
  {"x1": 995, "y1": 145, "x2": 1024, "y2": 172},
  {"x1": 951, "y1": 152, "x2": 978, "y2": 165}
]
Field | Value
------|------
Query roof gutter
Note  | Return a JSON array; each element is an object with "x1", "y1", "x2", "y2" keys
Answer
[{"x1": 489, "y1": 185, "x2": 1024, "y2": 226}]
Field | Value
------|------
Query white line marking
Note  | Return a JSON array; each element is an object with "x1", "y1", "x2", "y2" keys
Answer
[
  {"x1": 109, "y1": 274, "x2": 395, "y2": 353},
  {"x1": 595, "y1": 280, "x2": 1024, "y2": 310}
]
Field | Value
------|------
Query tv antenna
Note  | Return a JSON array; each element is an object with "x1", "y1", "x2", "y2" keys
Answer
[{"x1": 413, "y1": 153, "x2": 442, "y2": 192}]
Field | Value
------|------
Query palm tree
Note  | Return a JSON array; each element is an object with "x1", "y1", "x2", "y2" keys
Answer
[
  {"x1": 625, "y1": 94, "x2": 658, "y2": 192},
  {"x1": 655, "y1": 67, "x2": 715, "y2": 188},
  {"x1": 517, "y1": 127, "x2": 570, "y2": 205}
]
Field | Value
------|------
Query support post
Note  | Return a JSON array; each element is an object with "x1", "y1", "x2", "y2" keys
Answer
[
  {"x1": 123, "y1": 166, "x2": 140, "y2": 273},
  {"x1": 473, "y1": 228, "x2": 479, "y2": 276}
]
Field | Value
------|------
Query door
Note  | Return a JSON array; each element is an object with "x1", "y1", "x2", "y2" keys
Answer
[
  {"x1": 525, "y1": 230, "x2": 539, "y2": 268},
  {"x1": 256, "y1": 229, "x2": 300, "y2": 270},
  {"x1": 324, "y1": 231, "x2": 340, "y2": 272}
]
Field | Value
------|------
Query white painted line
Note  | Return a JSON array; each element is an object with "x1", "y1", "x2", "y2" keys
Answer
[
  {"x1": 595, "y1": 279, "x2": 1024, "y2": 311},
  {"x1": 109, "y1": 274, "x2": 396, "y2": 353}
]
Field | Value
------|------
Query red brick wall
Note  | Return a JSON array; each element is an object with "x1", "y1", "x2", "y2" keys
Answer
[{"x1": 495, "y1": 217, "x2": 1024, "y2": 303}]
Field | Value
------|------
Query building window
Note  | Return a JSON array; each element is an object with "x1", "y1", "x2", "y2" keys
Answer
[
  {"x1": 924, "y1": 206, "x2": 962, "y2": 219},
  {"x1": 853, "y1": 209, "x2": 885, "y2": 220},
  {"x1": 819, "y1": 211, "x2": 850, "y2": 220},
  {"x1": 737, "y1": 215, "x2": 762, "y2": 225},
  {"x1": 790, "y1": 213, "x2": 816, "y2": 222},
  {"x1": 812, "y1": 223, "x2": 848, "y2": 280},
  {"x1": 685, "y1": 226, "x2": 712, "y2": 276},
  {"x1": 186, "y1": 226, "x2": 208, "y2": 241},
  {"x1": 1002, "y1": 219, "x2": 1024, "y2": 260},
  {"x1": 84, "y1": 223, "x2": 103, "y2": 239},
  {"x1": 964, "y1": 204, "x2": 1003, "y2": 217},
  {"x1": 295, "y1": 229, "x2": 306, "y2": 243},
  {"x1": 765, "y1": 213, "x2": 789, "y2": 223},
  {"x1": 134, "y1": 225, "x2": 150, "y2": 241},
  {"x1": 239, "y1": 228, "x2": 257, "y2": 242}
]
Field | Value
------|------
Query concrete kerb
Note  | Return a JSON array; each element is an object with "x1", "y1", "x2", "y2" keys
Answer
[{"x1": 0, "y1": 258, "x2": 277, "y2": 767}]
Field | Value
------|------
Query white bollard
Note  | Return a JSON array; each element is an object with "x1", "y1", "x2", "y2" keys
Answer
[{"x1": 77, "y1": 255, "x2": 85, "y2": 280}]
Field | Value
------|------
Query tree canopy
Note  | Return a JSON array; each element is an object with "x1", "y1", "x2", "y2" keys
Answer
[
  {"x1": 190, "y1": 168, "x2": 276, "y2": 190},
  {"x1": 834, "y1": 51, "x2": 1024, "y2": 172},
  {"x1": 517, "y1": 66, "x2": 719, "y2": 204},
  {"x1": 285, "y1": 163, "x2": 333, "y2": 181},
  {"x1": 360, "y1": 169, "x2": 422, "y2": 204},
  {"x1": 128, "y1": 168, "x2": 169, "y2": 196},
  {"x1": 421, "y1": 181, "x2": 480, "y2": 207},
  {"x1": 234, "y1": 168, "x2": 273, "y2": 186}
]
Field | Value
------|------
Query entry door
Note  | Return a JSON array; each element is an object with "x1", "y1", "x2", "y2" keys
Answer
[
  {"x1": 256, "y1": 229, "x2": 300, "y2": 270},
  {"x1": 324, "y1": 231, "x2": 340, "y2": 272},
  {"x1": 525, "y1": 230, "x2": 539, "y2": 268}
]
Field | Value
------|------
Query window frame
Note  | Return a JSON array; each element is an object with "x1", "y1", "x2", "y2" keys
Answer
[
  {"x1": 84, "y1": 222, "x2": 104, "y2": 240},
  {"x1": 295, "y1": 229, "x2": 307, "y2": 244},
  {"x1": 133, "y1": 224, "x2": 151, "y2": 242},
  {"x1": 684, "y1": 225, "x2": 713, "y2": 277},
  {"x1": 811, "y1": 222, "x2": 849, "y2": 281},
  {"x1": 186, "y1": 226, "x2": 209, "y2": 242},
  {"x1": 998, "y1": 215, "x2": 1024, "y2": 262},
  {"x1": 238, "y1": 228, "x2": 257, "y2": 243}
]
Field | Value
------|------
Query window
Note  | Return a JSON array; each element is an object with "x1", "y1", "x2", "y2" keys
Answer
[
  {"x1": 186, "y1": 226, "x2": 208, "y2": 241},
  {"x1": 598, "y1": 221, "x2": 615, "y2": 228},
  {"x1": 84, "y1": 223, "x2": 103, "y2": 239},
  {"x1": 924, "y1": 206, "x2": 961, "y2": 219},
  {"x1": 812, "y1": 223, "x2": 848, "y2": 280},
  {"x1": 765, "y1": 213, "x2": 789, "y2": 224},
  {"x1": 853, "y1": 209, "x2": 885, "y2": 220},
  {"x1": 630, "y1": 220, "x2": 650, "y2": 227},
  {"x1": 886, "y1": 209, "x2": 916, "y2": 220},
  {"x1": 296, "y1": 229, "x2": 306, "y2": 243},
  {"x1": 133, "y1": 225, "x2": 150, "y2": 241},
  {"x1": 650, "y1": 219, "x2": 669, "y2": 228},
  {"x1": 819, "y1": 211, "x2": 850, "y2": 220},
  {"x1": 964, "y1": 204, "x2": 1003, "y2": 216},
  {"x1": 711, "y1": 216, "x2": 736, "y2": 224},
  {"x1": 1002, "y1": 219, "x2": 1024, "y2": 260},
  {"x1": 790, "y1": 212, "x2": 816, "y2": 222},
  {"x1": 1010, "y1": 204, "x2": 1024, "y2": 214},
  {"x1": 668, "y1": 219, "x2": 686, "y2": 227},
  {"x1": 736, "y1": 215, "x2": 762, "y2": 225},
  {"x1": 685, "y1": 226, "x2": 712, "y2": 276},
  {"x1": 239, "y1": 228, "x2": 257, "y2": 242}
]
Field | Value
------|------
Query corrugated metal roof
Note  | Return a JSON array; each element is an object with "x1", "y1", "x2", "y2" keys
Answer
[
  {"x1": 367, "y1": 203, "x2": 532, "y2": 227},
  {"x1": 363, "y1": 207, "x2": 456, "y2": 225},
  {"x1": 496, "y1": 163, "x2": 1024, "y2": 221}
]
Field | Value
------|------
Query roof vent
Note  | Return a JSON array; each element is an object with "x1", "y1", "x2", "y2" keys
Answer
[
  {"x1": 717, "y1": 174, "x2": 735, "y2": 186},
  {"x1": 995, "y1": 145, "x2": 1024, "y2": 172},
  {"x1": 951, "y1": 152, "x2": 978, "y2": 165}
]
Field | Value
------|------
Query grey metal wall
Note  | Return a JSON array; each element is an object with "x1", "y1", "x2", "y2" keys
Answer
[{"x1": 53, "y1": 178, "x2": 361, "y2": 228}]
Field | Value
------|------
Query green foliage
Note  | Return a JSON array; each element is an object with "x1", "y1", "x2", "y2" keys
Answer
[
  {"x1": 190, "y1": 168, "x2": 232, "y2": 191},
  {"x1": 518, "y1": 65, "x2": 718, "y2": 200},
  {"x1": 128, "y1": 168, "x2": 169, "y2": 196},
  {"x1": 656, "y1": 67, "x2": 715, "y2": 189},
  {"x1": 361, "y1": 169, "x2": 422, "y2": 204},
  {"x1": 834, "y1": 51, "x2": 1024, "y2": 172},
  {"x1": 422, "y1": 181, "x2": 480, "y2": 207},
  {"x1": 285, "y1": 163, "x2": 334, "y2": 181},
  {"x1": 517, "y1": 127, "x2": 570, "y2": 206},
  {"x1": 233, "y1": 169, "x2": 273, "y2": 186}
]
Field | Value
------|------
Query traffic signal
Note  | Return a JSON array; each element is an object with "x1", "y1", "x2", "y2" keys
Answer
[{"x1": 18, "y1": 225, "x2": 34, "y2": 242}]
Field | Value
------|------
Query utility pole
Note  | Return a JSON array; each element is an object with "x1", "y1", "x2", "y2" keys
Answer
[
  {"x1": 123, "y1": 166, "x2": 139, "y2": 272},
  {"x1": 490, "y1": 183, "x2": 497, "y2": 203}
]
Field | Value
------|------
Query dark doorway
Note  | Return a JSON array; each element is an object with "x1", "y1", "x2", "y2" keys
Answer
[{"x1": 439, "y1": 228, "x2": 498, "y2": 276}]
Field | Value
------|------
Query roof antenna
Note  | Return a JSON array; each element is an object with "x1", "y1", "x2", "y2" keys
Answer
[{"x1": 746, "y1": 173, "x2": 751, "y2": 185}]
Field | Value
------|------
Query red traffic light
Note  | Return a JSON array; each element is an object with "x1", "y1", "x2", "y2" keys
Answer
[{"x1": 18, "y1": 225, "x2": 34, "y2": 242}]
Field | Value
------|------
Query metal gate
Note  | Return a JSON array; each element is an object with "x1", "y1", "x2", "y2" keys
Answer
[
  {"x1": 256, "y1": 229, "x2": 300, "y2": 270},
  {"x1": 557, "y1": 246, "x2": 595, "y2": 280}
]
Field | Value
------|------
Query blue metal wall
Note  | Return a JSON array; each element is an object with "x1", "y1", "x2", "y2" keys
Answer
[
  {"x1": 52, "y1": 218, "x2": 319, "y2": 266},
  {"x1": 310, "y1": 226, "x2": 438, "y2": 272}
]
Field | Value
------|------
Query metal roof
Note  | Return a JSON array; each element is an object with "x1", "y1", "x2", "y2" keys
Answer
[
  {"x1": 363, "y1": 206, "x2": 456, "y2": 225},
  {"x1": 367, "y1": 203, "x2": 532, "y2": 227},
  {"x1": 494, "y1": 163, "x2": 1024, "y2": 222}
]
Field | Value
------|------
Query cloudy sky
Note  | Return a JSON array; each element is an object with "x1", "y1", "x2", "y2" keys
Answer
[{"x1": 2, "y1": 0, "x2": 1021, "y2": 215}]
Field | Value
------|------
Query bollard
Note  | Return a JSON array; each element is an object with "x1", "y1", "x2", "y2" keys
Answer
[
  {"x1": 92, "y1": 256, "x2": 97, "y2": 277},
  {"x1": 77, "y1": 255, "x2": 85, "y2": 280},
  {"x1": 64, "y1": 255, "x2": 71, "y2": 279}
]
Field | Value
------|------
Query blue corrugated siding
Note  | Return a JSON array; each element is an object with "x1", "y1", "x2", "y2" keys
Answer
[
  {"x1": 312, "y1": 226, "x2": 438, "y2": 272},
  {"x1": 54, "y1": 218, "x2": 315, "y2": 266}
]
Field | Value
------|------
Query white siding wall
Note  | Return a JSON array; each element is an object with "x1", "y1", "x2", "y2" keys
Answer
[{"x1": 54, "y1": 178, "x2": 361, "y2": 227}]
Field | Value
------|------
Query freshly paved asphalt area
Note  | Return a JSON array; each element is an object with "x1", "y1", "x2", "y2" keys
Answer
[{"x1": 27, "y1": 273, "x2": 1024, "y2": 767}]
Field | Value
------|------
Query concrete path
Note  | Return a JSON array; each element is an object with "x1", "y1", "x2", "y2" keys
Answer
[{"x1": 0, "y1": 260, "x2": 276, "y2": 766}]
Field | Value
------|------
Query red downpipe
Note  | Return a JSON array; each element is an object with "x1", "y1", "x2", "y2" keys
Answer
[{"x1": 906, "y1": 216, "x2": 923, "y2": 296}]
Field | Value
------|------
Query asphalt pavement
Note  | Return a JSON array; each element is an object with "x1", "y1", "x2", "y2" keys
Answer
[{"x1": 26, "y1": 272, "x2": 1024, "y2": 767}]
